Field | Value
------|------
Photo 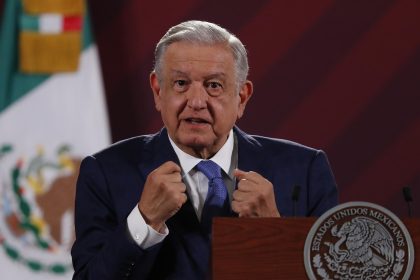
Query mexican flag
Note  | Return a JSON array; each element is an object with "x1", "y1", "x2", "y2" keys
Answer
[{"x1": 0, "y1": 0, "x2": 110, "y2": 278}]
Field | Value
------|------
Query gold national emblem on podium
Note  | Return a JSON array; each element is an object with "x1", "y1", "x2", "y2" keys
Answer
[{"x1": 304, "y1": 202, "x2": 415, "y2": 280}]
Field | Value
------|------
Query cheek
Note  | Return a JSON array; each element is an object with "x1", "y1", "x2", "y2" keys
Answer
[
  {"x1": 212, "y1": 102, "x2": 239, "y2": 125},
  {"x1": 162, "y1": 95, "x2": 186, "y2": 115}
]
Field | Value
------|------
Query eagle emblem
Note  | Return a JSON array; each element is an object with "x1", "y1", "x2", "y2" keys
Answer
[
  {"x1": 304, "y1": 202, "x2": 414, "y2": 280},
  {"x1": 324, "y1": 217, "x2": 394, "y2": 278}
]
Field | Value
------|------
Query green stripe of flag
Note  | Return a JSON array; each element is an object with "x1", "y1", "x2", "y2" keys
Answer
[
  {"x1": 0, "y1": 0, "x2": 94, "y2": 112},
  {"x1": 20, "y1": 14, "x2": 39, "y2": 32}
]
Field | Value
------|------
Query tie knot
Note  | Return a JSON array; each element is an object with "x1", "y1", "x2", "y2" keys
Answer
[{"x1": 196, "y1": 160, "x2": 222, "y2": 180}]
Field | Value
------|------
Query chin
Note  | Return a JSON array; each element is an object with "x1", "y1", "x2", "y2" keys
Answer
[
  {"x1": 178, "y1": 135, "x2": 213, "y2": 149},
  {"x1": 186, "y1": 138, "x2": 212, "y2": 148}
]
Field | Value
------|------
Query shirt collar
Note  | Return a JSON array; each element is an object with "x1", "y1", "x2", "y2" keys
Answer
[{"x1": 168, "y1": 130, "x2": 234, "y2": 177}]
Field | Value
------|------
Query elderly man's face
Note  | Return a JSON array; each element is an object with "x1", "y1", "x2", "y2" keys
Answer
[{"x1": 150, "y1": 42, "x2": 252, "y2": 158}]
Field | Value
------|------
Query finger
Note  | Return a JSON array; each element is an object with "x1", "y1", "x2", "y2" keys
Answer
[
  {"x1": 231, "y1": 200, "x2": 247, "y2": 216},
  {"x1": 172, "y1": 192, "x2": 188, "y2": 214},
  {"x1": 159, "y1": 161, "x2": 182, "y2": 174},
  {"x1": 231, "y1": 200, "x2": 239, "y2": 214},
  {"x1": 232, "y1": 190, "x2": 243, "y2": 201},
  {"x1": 236, "y1": 178, "x2": 257, "y2": 192},
  {"x1": 233, "y1": 169, "x2": 248, "y2": 180},
  {"x1": 232, "y1": 189, "x2": 253, "y2": 202},
  {"x1": 165, "y1": 172, "x2": 183, "y2": 183},
  {"x1": 234, "y1": 169, "x2": 262, "y2": 184},
  {"x1": 179, "y1": 192, "x2": 188, "y2": 204},
  {"x1": 172, "y1": 182, "x2": 187, "y2": 193},
  {"x1": 231, "y1": 201, "x2": 253, "y2": 217}
]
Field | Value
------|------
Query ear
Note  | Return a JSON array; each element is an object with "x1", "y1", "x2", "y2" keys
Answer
[
  {"x1": 237, "y1": 80, "x2": 253, "y2": 119},
  {"x1": 150, "y1": 71, "x2": 162, "y2": 112}
]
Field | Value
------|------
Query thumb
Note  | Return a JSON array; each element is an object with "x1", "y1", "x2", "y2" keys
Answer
[{"x1": 234, "y1": 168, "x2": 247, "y2": 180}]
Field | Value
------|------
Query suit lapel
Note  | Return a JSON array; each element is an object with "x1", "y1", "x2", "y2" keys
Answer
[
  {"x1": 234, "y1": 126, "x2": 266, "y2": 174},
  {"x1": 137, "y1": 128, "x2": 202, "y2": 227},
  {"x1": 137, "y1": 128, "x2": 179, "y2": 179}
]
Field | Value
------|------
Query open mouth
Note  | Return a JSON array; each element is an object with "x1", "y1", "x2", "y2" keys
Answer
[{"x1": 185, "y1": 118, "x2": 209, "y2": 125}]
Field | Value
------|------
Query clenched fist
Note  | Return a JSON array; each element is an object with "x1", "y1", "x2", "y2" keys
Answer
[
  {"x1": 232, "y1": 169, "x2": 281, "y2": 218},
  {"x1": 138, "y1": 161, "x2": 187, "y2": 232}
]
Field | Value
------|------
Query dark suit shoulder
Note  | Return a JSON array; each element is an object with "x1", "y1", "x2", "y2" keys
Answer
[
  {"x1": 250, "y1": 134, "x2": 319, "y2": 155},
  {"x1": 252, "y1": 136, "x2": 322, "y2": 169},
  {"x1": 90, "y1": 132, "x2": 160, "y2": 164},
  {"x1": 235, "y1": 125, "x2": 317, "y2": 151},
  {"x1": 234, "y1": 127, "x2": 324, "y2": 174},
  {"x1": 235, "y1": 125, "x2": 320, "y2": 159}
]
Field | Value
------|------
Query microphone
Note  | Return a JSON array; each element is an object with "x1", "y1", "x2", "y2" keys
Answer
[
  {"x1": 291, "y1": 185, "x2": 301, "y2": 217},
  {"x1": 402, "y1": 186, "x2": 413, "y2": 217}
]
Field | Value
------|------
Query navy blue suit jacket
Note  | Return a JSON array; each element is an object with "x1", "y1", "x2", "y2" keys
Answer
[{"x1": 71, "y1": 127, "x2": 337, "y2": 279}]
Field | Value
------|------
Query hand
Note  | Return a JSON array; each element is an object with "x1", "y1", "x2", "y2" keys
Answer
[
  {"x1": 138, "y1": 161, "x2": 187, "y2": 232},
  {"x1": 232, "y1": 169, "x2": 280, "y2": 218}
]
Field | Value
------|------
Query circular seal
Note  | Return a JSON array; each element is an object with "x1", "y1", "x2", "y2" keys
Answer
[{"x1": 304, "y1": 202, "x2": 414, "y2": 280}]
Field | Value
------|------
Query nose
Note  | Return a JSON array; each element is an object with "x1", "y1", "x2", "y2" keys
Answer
[{"x1": 186, "y1": 82, "x2": 208, "y2": 110}]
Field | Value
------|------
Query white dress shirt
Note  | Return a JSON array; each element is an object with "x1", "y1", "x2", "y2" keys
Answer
[{"x1": 127, "y1": 130, "x2": 236, "y2": 249}]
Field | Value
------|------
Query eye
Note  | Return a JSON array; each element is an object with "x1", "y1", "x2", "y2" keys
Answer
[
  {"x1": 175, "y1": 80, "x2": 186, "y2": 86},
  {"x1": 207, "y1": 82, "x2": 222, "y2": 89},
  {"x1": 173, "y1": 80, "x2": 189, "y2": 92},
  {"x1": 205, "y1": 81, "x2": 223, "y2": 96}
]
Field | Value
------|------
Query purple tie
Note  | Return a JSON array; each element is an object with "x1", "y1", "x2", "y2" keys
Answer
[{"x1": 196, "y1": 160, "x2": 230, "y2": 232}]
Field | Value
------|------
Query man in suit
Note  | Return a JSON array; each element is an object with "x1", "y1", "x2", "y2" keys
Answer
[{"x1": 71, "y1": 20, "x2": 338, "y2": 279}]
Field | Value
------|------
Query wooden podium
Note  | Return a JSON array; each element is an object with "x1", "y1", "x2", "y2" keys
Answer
[{"x1": 212, "y1": 218, "x2": 419, "y2": 279}]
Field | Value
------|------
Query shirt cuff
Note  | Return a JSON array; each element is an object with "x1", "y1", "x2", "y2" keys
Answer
[{"x1": 127, "y1": 205, "x2": 168, "y2": 249}]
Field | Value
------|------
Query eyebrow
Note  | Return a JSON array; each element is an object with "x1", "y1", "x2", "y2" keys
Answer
[
  {"x1": 204, "y1": 73, "x2": 226, "y2": 80},
  {"x1": 168, "y1": 70, "x2": 226, "y2": 80}
]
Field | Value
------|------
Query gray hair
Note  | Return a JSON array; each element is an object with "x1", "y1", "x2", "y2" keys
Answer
[{"x1": 154, "y1": 20, "x2": 249, "y2": 88}]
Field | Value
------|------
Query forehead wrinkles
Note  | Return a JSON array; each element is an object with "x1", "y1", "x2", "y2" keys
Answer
[
  {"x1": 168, "y1": 70, "x2": 228, "y2": 84},
  {"x1": 165, "y1": 43, "x2": 233, "y2": 66},
  {"x1": 171, "y1": 59, "x2": 228, "y2": 68},
  {"x1": 168, "y1": 62, "x2": 229, "y2": 77},
  {"x1": 166, "y1": 41, "x2": 232, "y2": 57}
]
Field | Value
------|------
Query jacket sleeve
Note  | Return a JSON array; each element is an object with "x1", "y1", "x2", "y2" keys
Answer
[
  {"x1": 71, "y1": 156, "x2": 162, "y2": 279},
  {"x1": 306, "y1": 150, "x2": 338, "y2": 216}
]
